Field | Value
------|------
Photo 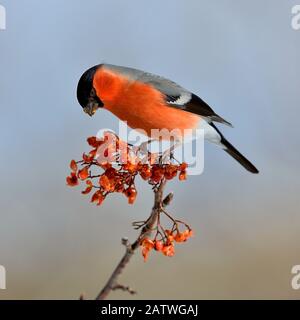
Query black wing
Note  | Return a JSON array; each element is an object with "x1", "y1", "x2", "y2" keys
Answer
[{"x1": 178, "y1": 94, "x2": 233, "y2": 127}]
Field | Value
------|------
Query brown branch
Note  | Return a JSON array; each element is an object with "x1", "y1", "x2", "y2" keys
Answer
[{"x1": 95, "y1": 179, "x2": 168, "y2": 300}]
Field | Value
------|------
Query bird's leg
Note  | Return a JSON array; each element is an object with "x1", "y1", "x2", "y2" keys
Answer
[
  {"x1": 140, "y1": 140, "x2": 153, "y2": 155},
  {"x1": 133, "y1": 139, "x2": 153, "y2": 156},
  {"x1": 159, "y1": 140, "x2": 182, "y2": 164},
  {"x1": 133, "y1": 139, "x2": 181, "y2": 165}
]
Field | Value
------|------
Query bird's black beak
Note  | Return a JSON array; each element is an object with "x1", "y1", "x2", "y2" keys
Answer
[{"x1": 84, "y1": 102, "x2": 99, "y2": 117}]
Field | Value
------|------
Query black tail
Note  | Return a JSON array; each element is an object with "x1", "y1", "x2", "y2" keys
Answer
[
  {"x1": 210, "y1": 123, "x2": 259, "y2": 174},
  {"x1": 222, "y1": 138, "x2": 259, "y2": 174}
]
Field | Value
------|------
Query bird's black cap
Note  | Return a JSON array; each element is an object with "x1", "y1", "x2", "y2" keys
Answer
[{"x1": 77, "y1": 64, "x2": 103, "y2": 108}]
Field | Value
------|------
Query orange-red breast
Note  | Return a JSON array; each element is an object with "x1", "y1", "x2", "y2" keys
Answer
[{"x1": 77, "y1": 64, "x2": 258, "y2": 173}]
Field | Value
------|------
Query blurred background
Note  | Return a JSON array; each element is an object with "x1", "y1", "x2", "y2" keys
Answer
[{"x1": 0, "y1": 0, "x2": 299, "y2": 299}]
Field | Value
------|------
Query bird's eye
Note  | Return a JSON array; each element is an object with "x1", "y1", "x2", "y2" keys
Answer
[{"x1": 90, "y1": 88, "x2": 96, "y2": 97}]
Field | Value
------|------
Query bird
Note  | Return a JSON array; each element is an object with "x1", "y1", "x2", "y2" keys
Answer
[{"x1": 76, "y1": 63, "x2": 258, "y2": 174}]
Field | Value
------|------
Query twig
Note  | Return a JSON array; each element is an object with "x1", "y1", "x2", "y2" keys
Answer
[
  {"x1": 95, "y1": 179, "x2": 169, "y2": 300},
  {"x1": 111, "y1": 284, "x2": 136, "y2": 295}
]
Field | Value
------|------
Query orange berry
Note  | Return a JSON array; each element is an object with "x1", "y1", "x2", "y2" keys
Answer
[
  {"x1": 123, "y1": 162, "x2": 137, "y2": 173},
  {"x1": 141, "y1": 238, "x2": 154, "y2": 250},
  {"x1": 179, "y1": 170, "x2": 187, "y2": 181},
  {"x1": 154, "y1": 240, "x2": 163, "y2": 251},
  {"x1": 70, "y1": 160, "x2": 77, "y2": 172},
  {"x1": 124, "y1": 187, "x2": 137, "y2": 204},
  {"x1": 78, "y1": 166, "x2": 89, "y2": 180},
  {"x1": 99, "y1": 175, "x2": 112, "y2": 192},
  {"x1": 87, "y1": 136, "x2": 103, "y2": 148},
  {"x1": 140, "y1": 164, "x2": 151, "y2": 180},
  {"x1": 183, "y1": 229, "x2": 193, "y2": 239},
  {"x1": 150, "y1": 165, "x2": 164, "y2": 183},
  {"x1": 178, "y1": 162, "x2": 188, "y2": 171},
  {"x1": 164, "y1": 164, "x2": 178, "y2": 180},
  {"x1": 165, "y1": 230, "x2": 174, "y2": 242},
  {"x1": 82, "y1": 149, "x2": 97, "y2": 163},
  {"x1": 81, "y1": 180, "x2": 93, "y2": 194},
  {"x1": 174, "y1": 232, "x2": 186, "y2": 243},
  {"x1": 188, "y1": 229, "x2": 194, "y2": 237},
  {"x1": 66, "y1": 172, "x2": 79, "y2": 186},
  {"x1": 162, "y1": 244, "x2": 175, "y2": 257},
  {"x1": 142, "y1": 247, "x2": 150, "y2": 262},
  {"x1": 82, "y1": 153, "x2": 91, "y2": 163},
  {"x1": 91, "y1": 190, "x2": 104, "y2": 206}
]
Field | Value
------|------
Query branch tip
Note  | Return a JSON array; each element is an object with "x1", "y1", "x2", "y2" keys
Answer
[
  {"x1": 112, "y1": 284, "x2": 136, "y2": 295},
  {"x1": 163, "y1": 192, "x2": 174, "y2": 207}
]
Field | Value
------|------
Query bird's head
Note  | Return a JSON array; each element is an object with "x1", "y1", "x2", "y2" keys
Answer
[{"x1": 77, "y1": 65, "x2": 104, "y2": 116}]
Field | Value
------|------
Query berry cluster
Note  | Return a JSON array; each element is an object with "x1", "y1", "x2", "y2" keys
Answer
[
  {"x1": 66, "y1": 132, "x2": 188, "y2": 205},
  {"x1": 140, "y1": 228, "x2": 193, "y2": 261}
]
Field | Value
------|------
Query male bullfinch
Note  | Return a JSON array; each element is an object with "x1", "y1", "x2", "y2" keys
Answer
[{"x1": 76, "y1": 64, "x2": 259, "y2": 174}]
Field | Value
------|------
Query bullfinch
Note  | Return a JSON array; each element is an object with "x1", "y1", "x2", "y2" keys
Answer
[{"x1": 76, "y1": 64, "x2": 259, "y2": 174}]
